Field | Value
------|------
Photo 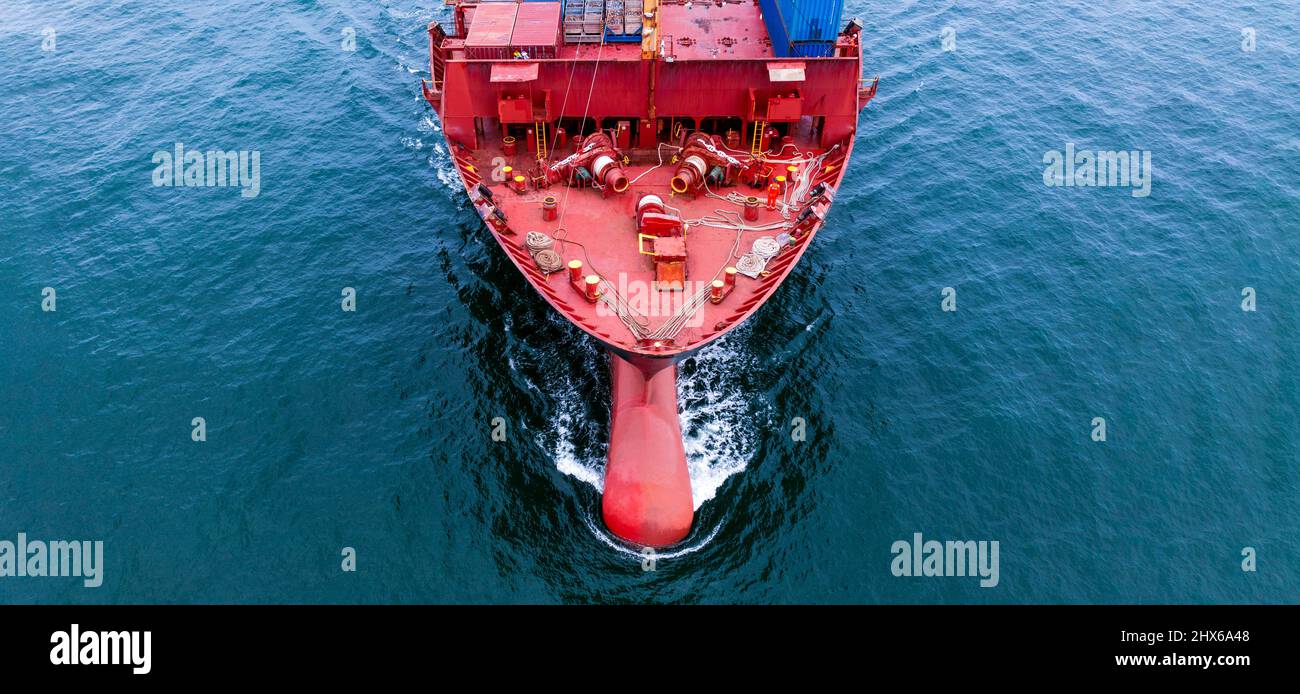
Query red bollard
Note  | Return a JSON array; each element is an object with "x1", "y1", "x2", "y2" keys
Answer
[
  {"x1": 744, "y1": 196, "x2": 760, "y2": 221},
  {"x1": 710, "y1": 279, "x2": 725, "y2": 304},
  {"x1": 583, "y1": 274, "x2": 601, "y2": 302},
  {"x1": 568, "y1": 259, "x2": 583, "y2": 283},
  {"x1": 503, "y1": 136, "x2": 517, "y2": 157},
  {"x1": 542, "y1": 195, "x2": 558, "y2": 221}
]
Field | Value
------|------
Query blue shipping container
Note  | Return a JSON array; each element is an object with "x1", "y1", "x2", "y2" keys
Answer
[
  {"x1": 790, "y1": 41, "x2": 835, "y2": 58},
  {"x1": 758, "y1": 0, "x2": 844, "y2": 57}
]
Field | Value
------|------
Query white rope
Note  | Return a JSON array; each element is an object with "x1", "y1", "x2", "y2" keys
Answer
[
  {"x1": 628, "y1": 143, "x2": 681, "y2": 185},
  {"x1": 542, "y1": 33, "x2": 658, "y2": 339},
  {"x1": 554, "y1": 31, "x2": 607, "y2": 231},
  {"x1": 542, "y1": 38, "x2": 584, "y2": 165},
  {"x1": 646, "y1": 284, "x2": 714, "y2": 341}
]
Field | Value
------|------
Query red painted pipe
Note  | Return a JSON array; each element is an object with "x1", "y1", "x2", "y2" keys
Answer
[{"x1": 602, "y1": 352, "x2": 693, "y2": 547}]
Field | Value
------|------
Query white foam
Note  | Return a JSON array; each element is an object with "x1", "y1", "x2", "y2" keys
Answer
[
  {"x1": 424, "y1": 138, "x2": 458, "y2": 195},
  {"x1": 412, "y1": 114, "x2": 452, "y2": 191},
  {"x1": 581, "y1": 510, "x2": 723, "y2": 558},
  {"x1": 551, "y1": 405, "x2": 605, "y2": 491},
  {"x1": 540, "y1": 329, "x2": 758, "y2": 512},
  {"x1": 533, "y1": 330, "x2": 608, "y2": 491},
  {"x1": 676, "y1": 335, "x2": 758, "y2": 508}
]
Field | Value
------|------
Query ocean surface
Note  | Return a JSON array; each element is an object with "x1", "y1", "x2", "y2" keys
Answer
[{"x1": 1, "y1": 0, "x2": 1297, "y2": 604}]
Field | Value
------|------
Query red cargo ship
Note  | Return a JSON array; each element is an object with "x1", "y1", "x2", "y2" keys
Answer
[{"x1": 422, "y1": 0, "x2": 876, "y2": 547}]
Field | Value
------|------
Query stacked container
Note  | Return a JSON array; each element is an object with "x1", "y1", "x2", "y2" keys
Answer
[
  {"x1": 560, "y1": 0, "x2": 642, "y2": 43},
  {"x1": 511, "y1": 2, "x2": 562, "y2": 59},
  {"x1": 583, "y1": 0, "x2": 604, "y2": 39},
  {"x1": 563, "y1": 1, "x2": 587, "y2": 42},
  {"x1": 463, "y1": 2, "x2": 519, "y2": 60},
  {"x1": 605, "y1": 1, "x2": 624, "y2": 35},
  {"x1": 624, "y1": 0, "x2": 643, "y2": 37},
  {"x1": 603, "y1": 0, "x2": 643, "y2": 41}
]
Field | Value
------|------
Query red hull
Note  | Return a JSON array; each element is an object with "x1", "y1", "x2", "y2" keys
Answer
[
  {"x1": 423, "y1": 1, "x2": 875, "y2": 545},
  {"x1": 603, "y1": 354, "x2": 693, "y2": 545}
]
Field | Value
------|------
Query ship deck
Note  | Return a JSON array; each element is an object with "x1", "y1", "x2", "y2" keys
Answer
[
  {"x1": 653, "y1": 2, "x2": 777, "y2": 61},
  {"x1": 429, "y1": 0, "x2": 870, "y2": 358},
  {"x1": 451, "y1": 119, "x2": 852, "y2": 358}
]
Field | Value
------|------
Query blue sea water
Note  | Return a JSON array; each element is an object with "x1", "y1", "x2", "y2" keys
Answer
[{"x1": 0, "y1": 0, "x2": 1297, "y2": 603}]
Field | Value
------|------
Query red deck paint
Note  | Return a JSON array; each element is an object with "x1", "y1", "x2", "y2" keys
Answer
[
  {"x1": 656, "y1": 3, "x2": 774, "y2": 61},
  {"x1": 421, "y1": 0, "x2": 877, "y2": 547}
]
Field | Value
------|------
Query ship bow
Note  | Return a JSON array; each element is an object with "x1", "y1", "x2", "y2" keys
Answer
[{"x1": 602, "y1": 353, "x2": 694, "y2": 547}]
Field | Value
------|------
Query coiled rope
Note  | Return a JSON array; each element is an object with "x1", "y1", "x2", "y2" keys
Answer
[
  {"x1": 525, "y1": 230, "x2": 554, "y2": 254},
  {"x1": 533, "y1": 249, "x2": 563, "y2": 274},
  {"x1": 524, "y1": 231, "x2": 563, "y2": 273}
]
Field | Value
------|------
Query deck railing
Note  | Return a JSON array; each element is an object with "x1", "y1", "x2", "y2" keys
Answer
[{"x1": 859, "y1": 75, "x2": 879, "y2": 104}]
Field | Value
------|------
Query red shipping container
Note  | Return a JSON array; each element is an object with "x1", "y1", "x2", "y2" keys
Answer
[
  {"x1": 464, "y1": 3, "x2": 518, "y2": 60},
  {"x1": 510, "y1": 2, "x2": 561, "y2": 60}
]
